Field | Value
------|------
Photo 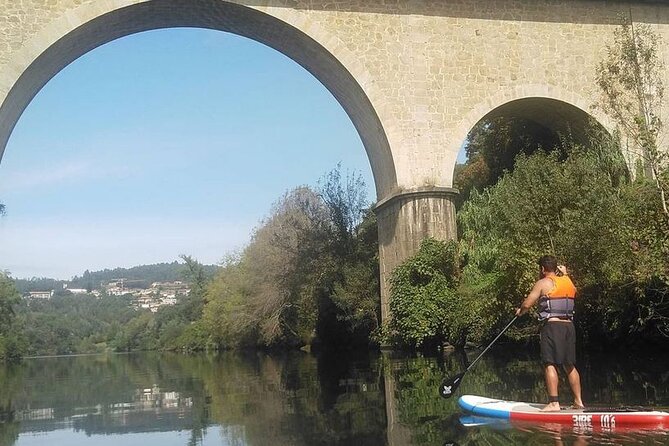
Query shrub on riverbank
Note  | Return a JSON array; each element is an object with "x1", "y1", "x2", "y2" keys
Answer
[{"x1": 386, "y1": 238, "x2": 494, "y2": 349}]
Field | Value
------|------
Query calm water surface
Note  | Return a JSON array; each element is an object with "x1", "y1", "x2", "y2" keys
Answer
[{"x1": 0, "y1": 348, "x2": 667, "y2": 446}]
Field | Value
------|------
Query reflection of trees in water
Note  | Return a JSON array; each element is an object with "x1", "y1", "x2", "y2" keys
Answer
[
  {"x1": 202, "y1": 351, "x2": 386, "y2": 446},
  {"x1": 0, "y1": 351, "x2": 388, "y2": 446},
  {"x1": 579, "y1": 352, "x2": 669, "y2": 408},
  {"x1": 1, "y1": 350, "x2": 667, "y2": 446},
  {"x1": 0, "y1": 353, "x2": 212, "y2": 444},
  {"x1": 0, "y1": 418, "x2": 19, "y2": 446},
  {"x1": 0, "y1": 363, "x2": 24, "y2": 446}
]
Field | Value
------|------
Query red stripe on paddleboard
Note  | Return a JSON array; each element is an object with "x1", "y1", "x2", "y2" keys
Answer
[{"x1": 510, "y1": 411, "x2": 669, "y2": 428}]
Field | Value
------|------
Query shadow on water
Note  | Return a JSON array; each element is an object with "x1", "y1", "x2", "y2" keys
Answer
[{"x1": 0, "y1": 348, "x2": 667, "y2": 445}]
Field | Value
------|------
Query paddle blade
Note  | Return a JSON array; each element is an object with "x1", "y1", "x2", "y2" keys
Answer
[{"x1": 439, "y1": 372, "x2": 465, "y2": 399}]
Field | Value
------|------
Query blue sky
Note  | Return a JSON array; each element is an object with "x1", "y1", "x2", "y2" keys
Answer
[{"x1": 0, "y1": 28, "x2": 376, "y2": 279}]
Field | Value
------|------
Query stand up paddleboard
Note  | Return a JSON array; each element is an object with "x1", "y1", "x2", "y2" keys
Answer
[{"x1": 459, "y1": 395, "x2": 669, "y2": 429}]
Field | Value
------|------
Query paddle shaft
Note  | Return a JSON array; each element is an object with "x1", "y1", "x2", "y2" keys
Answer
[
  {"x1": 439, "y1": 316, "x2": 517, "y2": 398},
  {"x1": 464, "y1": 316, "x2": 517, "y2": 372}
]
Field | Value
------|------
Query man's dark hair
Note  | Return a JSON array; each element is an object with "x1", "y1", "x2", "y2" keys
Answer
[{"x1": 538, "y1": 255, "x2": 558, "y2": 272}]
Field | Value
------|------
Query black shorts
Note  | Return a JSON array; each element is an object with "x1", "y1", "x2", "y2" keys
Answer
[{"x1": 540, "y1": 321, "x2": 576, "y2": 366}]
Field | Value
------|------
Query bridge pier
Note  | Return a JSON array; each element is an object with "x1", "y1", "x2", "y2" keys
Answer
[{"x1": 374, "y1": 187, "x2": 459, "y2": 325}]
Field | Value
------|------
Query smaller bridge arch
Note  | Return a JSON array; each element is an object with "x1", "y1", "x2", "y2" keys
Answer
[
  {"x1": 447, "y1": 86, "x2": 616, "y2": 179},
  {"x1": 482, "y1": 97, "x2": 605, "y2": 144}
]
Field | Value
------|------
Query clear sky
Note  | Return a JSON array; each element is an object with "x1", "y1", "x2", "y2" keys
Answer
[{"x1": 0, "y1": 28, "x2": 376, "y2": 279}]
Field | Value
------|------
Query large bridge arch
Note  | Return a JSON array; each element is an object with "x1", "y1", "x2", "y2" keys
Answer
[{"x1": 0, "y1": 0, "x2": 398, "y2": 199}]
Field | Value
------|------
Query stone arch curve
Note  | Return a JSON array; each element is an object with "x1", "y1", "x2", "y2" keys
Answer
[
  {"x1": 0, "y1": 0, "x2": 397, "y2": 199},
  {"x1": 447, "y1": 85, "x2": 615, "y2": 184}
]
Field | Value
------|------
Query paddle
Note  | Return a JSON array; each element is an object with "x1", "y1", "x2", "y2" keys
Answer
[{"x1": 439, "y1": 316, "x2": 517, "y2": 399}]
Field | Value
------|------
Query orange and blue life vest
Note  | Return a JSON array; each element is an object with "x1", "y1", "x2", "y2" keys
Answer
[{"x1": 538, "y1": 275, "x2": 577, "y2": 321}]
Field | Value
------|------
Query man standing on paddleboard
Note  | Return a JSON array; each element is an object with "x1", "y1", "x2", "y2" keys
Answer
[{"x1": 515, "y1": 255, "x2": 585, "y2": 412}]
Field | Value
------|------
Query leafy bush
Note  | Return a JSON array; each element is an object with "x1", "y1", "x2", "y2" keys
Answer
[{"x1": 388, "y1": 238, "x2": 488, "y2": 348}]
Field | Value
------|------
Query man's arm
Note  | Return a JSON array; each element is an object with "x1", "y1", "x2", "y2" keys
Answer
[{"x1": 515, "y1": 280, "x2": 545, "y2": 316}]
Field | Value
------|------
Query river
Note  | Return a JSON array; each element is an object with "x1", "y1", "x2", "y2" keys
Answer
[{"x1": 0, "y1": 348, "x2": 667, "y2": 445}]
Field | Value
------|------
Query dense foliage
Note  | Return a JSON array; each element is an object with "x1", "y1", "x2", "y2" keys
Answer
[
  {"x1": 0, "y1": 272, "x2": 22, "y2": 361},
  {"x1": 463, "y1": 144, "x2": 668, "y2": 342},
  {"x1": 389, "y1": 138, "x2": 669, "y2": 350},
  {"x1": 15, "y1": 294, "x2": 136, "y2": 355},
  {"x1": 201, "y1": 166, "x2": 380, "y2": 350},
  {"x1": 387, "y1": 239, "x2": 492, "y2": 349}
]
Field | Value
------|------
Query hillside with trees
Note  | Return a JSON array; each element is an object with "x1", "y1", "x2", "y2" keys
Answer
[{"x1": 13, "y1": 261, "x2": 219, "y2": 294}]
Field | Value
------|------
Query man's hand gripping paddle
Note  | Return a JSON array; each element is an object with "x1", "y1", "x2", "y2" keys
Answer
[{"x1": 439, "y1": 316, "x2": 517, "y2": 399}]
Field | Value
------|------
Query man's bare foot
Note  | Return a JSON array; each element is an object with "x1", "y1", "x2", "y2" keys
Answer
[
  {"x1": 571, "y1": 400, "x2": 585, "y2": 410},
  {"x1": 541, "y1": 402, "x2": 561, "y2": 412}
]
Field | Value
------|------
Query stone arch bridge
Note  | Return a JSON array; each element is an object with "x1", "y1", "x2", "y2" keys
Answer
[{"x1": 1, "y1": 0, "x2": 668, "y2": 321}]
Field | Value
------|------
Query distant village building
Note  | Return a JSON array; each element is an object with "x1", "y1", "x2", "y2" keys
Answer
[
  {"x1": 27, "y1": 290, "x2": 54, "y2": 299},
  {"x1": 61, "y1": 284, "x2": 99, "y2": 296},
  {"x1": 151, "y1": 281, "x2": 190, "y2": 297},
  {"x1": 106, "y1": 286, "x2": 130, "y2": 296},
  {"x1": 103, "y1": 279, "x2": 190, "y2": 311},
  {"x1": 161, "y1": 297, "x2": 177, "y2": 306}
]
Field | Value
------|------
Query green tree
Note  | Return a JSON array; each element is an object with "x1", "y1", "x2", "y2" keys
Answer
[
  {"x1": 317, "y1": 163, "x2": 368, "y2": 253},
  {"x1": 595, "y1": 18, "x2": 669, "y2": 219},
  {"x1": 203, "y1": 166, "x2": 379, "y2": 350},
  {"x1": 179, "y1": 255, "x2": 209, "y2": 321},
  {"x1": 0, "y1": 272, "x2": 24, "y2": 361},
  {"x1": 314, "y1": 166, "x2": 379, "y2": 347},
  {"x1": 202, "y1": 257, "x2": 251, "y2": 348},
  {"x1": 328, "y1": 210, "x2": 380, "y2": 344},
  {"x1": 203, "y1": 186, "x2": 328, "y2": 348},
  {"x1": 0, "y1": 273, "x2": 19, "y2": 329}
]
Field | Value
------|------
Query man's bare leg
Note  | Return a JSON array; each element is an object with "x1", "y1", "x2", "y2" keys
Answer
[
  {"x1": 564, "y1": 364, "x2": 584, "y2": 409},
  {"x1": 542, "y1": 364, "x2": 560, "y2": 411}
]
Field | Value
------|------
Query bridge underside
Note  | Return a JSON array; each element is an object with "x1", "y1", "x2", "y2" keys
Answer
[{"x1": 483, "y1": 97, "x2": 604, "y2": 145}]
